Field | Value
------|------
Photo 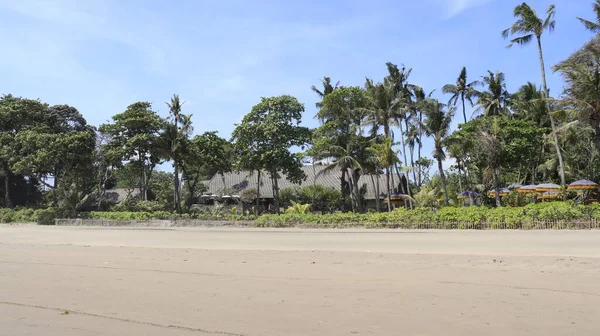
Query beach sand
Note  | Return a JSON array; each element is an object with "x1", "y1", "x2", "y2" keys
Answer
[{"x1": 1, "y1": 225, "x2": 599, "y2": 335}]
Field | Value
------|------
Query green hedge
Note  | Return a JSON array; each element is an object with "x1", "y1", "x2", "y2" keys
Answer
[
  {"x1": 255, "y1": 202, "x2": 600, "y2": 228},
  {"x1": 3, "y1": 202, "x2": 600, "y2": 227},
  {"x1": 0, "y1": 208, "x2": 64, "y2": 225}
]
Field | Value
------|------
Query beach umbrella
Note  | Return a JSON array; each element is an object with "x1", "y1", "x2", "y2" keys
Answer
[
  {"x1": 457, "y1": 191, "x2": 479, "y2": 199},
  {"x1": 567, "y1": 179, "x2": 598, "y2": 191},
  {"x1": 488, "y1": 188, "x2": 510, "y2": 197},
  {"x1": 516, "y1": 185, "x2": 538, "y2": 194},
  {"x1": 537, "y1": 191, "x2": 560, "y2": 200},
  {"x1": 507, "y1": 183, "x2": 523, "y2": 190},
  {"x1": 536, "y1": 183, "x2": 560, "y2": 192}
]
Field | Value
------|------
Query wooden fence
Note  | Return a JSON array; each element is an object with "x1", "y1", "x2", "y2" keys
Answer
[{"x1": 54, "y1": 218, "x2": 600, "y2": 230}]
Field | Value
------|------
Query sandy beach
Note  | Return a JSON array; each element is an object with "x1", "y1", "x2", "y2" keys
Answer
[{"x1": 1, "y1": 225, "x2": 599, "y2": 335}]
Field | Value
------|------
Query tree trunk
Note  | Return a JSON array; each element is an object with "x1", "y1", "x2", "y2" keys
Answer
[
  {"x1": 375, "y1": 174, "x2": 381, "y2": 212},
  {"x1": 461, "y1": 94, "x2": 468, "y2": 124},
  {"x1": 271, "y1": 173, "x2": 280, "y2": 215},
  {"x1": 173, "y1": 162, "x2": 181, "y2": 213},
  {"x1": 457, "y1": 161, "x2": 463, "y2": 192},
  {"x1": 417, "y1": 111, "x2": 423, "y2": 187},
  {"x1": 594, "y1": 123, "x2": 600, "y2": 160},
  {"x1": 256, "y1": 171, "x2": 261, "y2": 216},
  {"x1": 370, "y1": 174, "x2": 380, "y2": 212},
  {"x1": 409, "y1": 145, "x2": 417, "y2": 188},
  {"x1": 340, "y1": 169, "x2": 348, "y2": 211},
  {"x1": 493, "y1": 168, "x2": 501, "y2": 207},
  {"x1": 437, "y1": 156, "x2": 449, "y2": 206},
  {"x1": 386, "y1": 168, "x2": 392, "y2": 212},
  {"x1": 537, "y1": 36, "x2": 566, "y2": 192},
  {"x1": 3, "y1": 170, "x2": 12, "y2": 208}
]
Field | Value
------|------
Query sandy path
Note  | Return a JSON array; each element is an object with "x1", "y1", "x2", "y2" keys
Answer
[{"x1": 1, "y1": 226, "x2": 599, "y2": 335}]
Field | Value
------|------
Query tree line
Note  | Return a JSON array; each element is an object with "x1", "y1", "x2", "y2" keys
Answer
[{"x1": 2, "y1": 1, "x2": 600, "y2": 216}]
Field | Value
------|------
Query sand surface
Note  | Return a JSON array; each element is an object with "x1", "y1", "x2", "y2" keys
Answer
[{"x1": 1, "y1": 225, "x2": 600, "y2": 335}]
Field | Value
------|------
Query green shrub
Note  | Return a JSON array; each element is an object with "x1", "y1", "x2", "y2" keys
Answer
[{"x1": 34, "y1": 208, "x2": 63, "y2": 225}]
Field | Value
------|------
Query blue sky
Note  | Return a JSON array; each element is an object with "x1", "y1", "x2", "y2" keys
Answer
[{"x1": 0, "y1": 0, "x2": 595, "y2": 171}]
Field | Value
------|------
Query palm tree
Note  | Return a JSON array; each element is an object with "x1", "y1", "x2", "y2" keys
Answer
[
  {"x1": 406, "y1": 123, "x2": 420, "y2": 186},
  {"x1": 368, "y1": 136, "x2": 398, "y2": 211},
  {"x1": 578, "y1": 0, "x2": 600, "y2": 32},
  {"x1": 502, "y1": 2, "x2": 567, "y2": 192},
  {"x1": 442, "y1": 67, "x2": 482, "y2": 124},
  {"x1": 512, "y1": 82, "x2": 548, "y2": 127},
  {"x1": 555, "y1": 45, "x2": 600, "y2": 155},
  {"x1": 318, "y1": 142, "x2": 363, "y2": 213},
  {"x1": 165, "y1": 94, "x2": 187, "y2": 213},
  {"x1": 311, "y1": 77, "x2": 339, "y2": 108},
  {"x1": 422, "y1": 99, "x2": 454, "y2": 205},
  {"x1": 476, "y1": 71, "x2": 511, "y2": 117}
]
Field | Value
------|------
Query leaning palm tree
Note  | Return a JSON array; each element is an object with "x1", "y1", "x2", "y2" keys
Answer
[
  {"x1": 318, "y1": 142, "x2": 363, "y2": 213},
  {"x1": 578, "y1": 0, "x2": 600, "y2": 32},
  {"x1": 422, "y1": 99, "x2": 454, "y2": 206},
  {"x1": 442, "y1": 67, "x2": 482, "y2": 124},
  {"x1": 165, "y1": 94, "x2": 187, "y2": 214},
  {"x1": 476, "y1": 71, "x2": 511, "y2": 117},
  {"x1": 501, "y1": 2, "x2": 566, "y2": 191}
]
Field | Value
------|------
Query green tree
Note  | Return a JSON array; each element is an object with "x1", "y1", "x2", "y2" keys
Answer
[
  {"x1": 578, "y1": 0, "x2": 600, "y2": 32},
  {"x1": 99, "y1": 102, "x2": 165, "y2": 201},
  {"x1": 232, "y1": 96, "x2": 311, "y2": 214},
  {"x1": 502, "y1": 2, "x2": 566, "y2": 191},
  {"x1": 555, "y1": 39, "x2": 600, "y2": 155},
  {"x1": 443, "y1": 67, "x2": 481, "y2": 124},
  {"x1": 476, "y1": 71, "x2": 511, "y2": 117},
  {"x1": 478, "y1": 118, "x2": 504, "y2": 207},
  {"x1": 422, "y1": 99, "x2": 454, "y2": 205},
  {"x1": 313, "y1": 86, "x2": 369, "y2": 207},
  {"x1": 311, "y1": 76, "x2": 339, "y2": 108}
]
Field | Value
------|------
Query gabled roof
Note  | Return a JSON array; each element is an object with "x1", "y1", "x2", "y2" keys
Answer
[{"x1": 205, "y1": 165, "x2": 405, "y2": 200}]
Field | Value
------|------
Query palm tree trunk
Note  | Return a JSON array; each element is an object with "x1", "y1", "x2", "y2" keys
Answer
[
  {"x1": 173, "y1": 162, "x2": 181, "y2": 213},
  {"x1": 461, "y1": 94, "x2": 468, "y2": 124},
  {"x1": 409, "y1": 145, "x2": 417, "y2": 187},
  {"x1": 457, "y1": 162, "x2": 463, "y2": 192},
  {"x1": 256, "y1": 171, "x2": 261, "y2": 216},
  {"x1": 386, "y1": 168, "x2": 392, "y2": 212},
  {"x1": 437, "y1": 156, "x2": 449, "y2": 206},
  {"x1": 417, "y1": 111, "x2": 423, "y2": 187},
  {"x1": 493, "y1": 168, "x2": 501, "y2": 207},
  {"x1": 537, "y1": 36, "x2": 566, "y2": 191}
]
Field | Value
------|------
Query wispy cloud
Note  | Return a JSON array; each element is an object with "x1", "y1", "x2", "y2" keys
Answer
[{"x1": 438, "y1": 0, "x2": 496, "y2": 18}]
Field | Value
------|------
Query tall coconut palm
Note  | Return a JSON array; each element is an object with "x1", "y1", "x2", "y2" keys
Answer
[
  {"x1": 362, "y1": 79, "x2": 403, "y2": 202},
  {"x1": 501, "y1": 2, "x2": 567, "y2": 191},
  {"x1": 442, "y1": 67, "x2": 482, "y2": 124},
  {"x1": 422, "y1": 99, "x2": 454, "y2": 205},
  {"x1": 578, "y1": 0, "x2": 600, "y2": 32},
  {"x1": 476, "y1": 71, "x2": 511, "y2": 117},
  {"x1": 165, "y1": 94, "x2": 186, "y2": 214}
]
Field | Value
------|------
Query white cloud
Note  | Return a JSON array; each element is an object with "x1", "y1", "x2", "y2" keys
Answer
[{"x1": 438, "y1": 0, "x2": 496, "y2": 18}]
